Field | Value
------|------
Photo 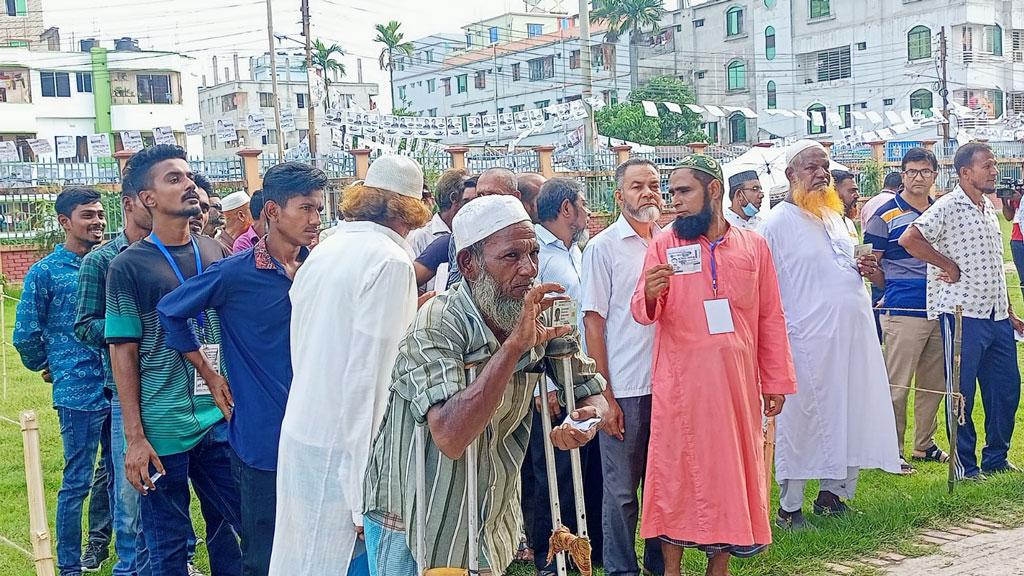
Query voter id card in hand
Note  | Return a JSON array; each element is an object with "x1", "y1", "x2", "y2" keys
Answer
[
  {"x1": 551, "y1": 299, "x2": 578, "y2": 328},
  {"x1": 564, "y1": 415, "x2": 602, "y2": 432},
  {"x1": 666, "y1": 244, "x2": 701, "y2": 274},
  {"x1": 854, "y1": 243, "x2": 873, "y2": 259}
]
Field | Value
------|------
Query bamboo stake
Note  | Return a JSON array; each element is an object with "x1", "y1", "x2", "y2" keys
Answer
[
  {"x1": 948, "y1": 305, "x2": 963, "y2": 494},
  {"x1": 19, "y1": 410, "x2": 55, "y2": 576},
  {"x1": 763, "y1": 417, "x2": 776, "y2": 507}
]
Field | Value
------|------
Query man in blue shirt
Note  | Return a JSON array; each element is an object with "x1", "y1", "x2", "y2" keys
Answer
[
  {"x1": 864, "y1": 147, "x2": 948, "y2": 474},
  {"x1": 158, "y1": 161, "x2": 327, "y2": 575},
  {"x1": 15, "y1": 187, "x2": 107, "y2": 576}
]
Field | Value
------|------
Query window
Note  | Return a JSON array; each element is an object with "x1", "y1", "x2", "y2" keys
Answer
[
  {"x1": 883, "y1": 98, "x2": 894, "y2": 105},
  {"x1": 426, "y1": 50, "x2": 434, "y2": 64},
  {"x1": 570, "y1": 50, "x2": 581, "y2": 69},
  {"x1": 529, "y1": 56, "x2": 555, "y2": 81},
  {"x1": 910, "y1": 89, "x2": 934, "y2": 118},
  {"x1": 512, "y1": 63, "x2": 521, "y2": 81},
  {"x1": 296, "y1": 93, "x2": 306, "y2": 108},
  {"x1": 527, "y1": 23, "x2": 544, "y2": 37},
  {"x1": 466, "y1": 33, "x2": 472, "y2": 48},
  {"x1": 535, "y1": 99, "x2": 550, "y2": 109},
  {"x1": 1013, "y1": 30, "x2": 1024, "y2": 62},
  {"x1": 814, "y1": 46, "x2": 851, "y2": 82},
  {"x1": 474, "y1": 70, "x2": 486, "y2": 89},
  {"x1": 222, "y1": 93, "x2": 238, "y2": 112},
  {"x1": 596, "y1": 44, "x2": 612, "y2": 69},
  {"x1": 456, "y1": 75, "x2": 468, "y2": 93},
  {"x1": 427, "y1": 79, "x2": 436, "y2": 93},
  {"x1": 839, "y1": 103, "x2": 852, "y2": 128},
  {"x1": 489, "y1": 27, "x2": 499, "y2": 44},
  {"x1": 765, "y1": 26, "x2": 776, "y2": 59},
  {"x1": 857, "y1": 41, "x2": 867, "y2": 50},
  {"x1": 137, "y1": 74, "x2": 172, "y2": 104},
  {"x1": 767, "y1": 80, "x2": 777, "y2": 109},
  {"x1": 75, "y1": 72, "x2": 92, "y2": 93},
  {"x1": 5, "y1": 0, "x2": 26, "y2": 17},
  {"x1": 726, "y1": 7, "x2": 744, "y2": 37},
  {"x1": 511, "y1": 104, "x2": 524, "y2": 113},
  {"x1": 807, "y1": 103, "x2": 826, "y2": 134},
  {"x1": 958, "y1": 88, "x2": 1003, "y2": 118},
  {"x1": 908, "y1": 25, "x2": 931, "y2": 60},
  {"x1": 704, "y1": 122, "x2": 719, "y2": 144},
  {"x1": 729, "y1": 113, "x2": 747, "y2": 143},
  {"x1": 396, "y1": 57, "x2": 405, "y2": 72},
  {"x1": 442, "y1": 77, "x2": 452, "y2": 95},
  {"x1": 262, "y1": 130, "x2": 278, "y2": 145},
  {"x1": 428, "y1": 108, "x2": 437, "y2": 116},
  {"x1": 1009, "y1": 92, "x2": 1024, "y2": 114},
  {"x1": 398, "y1": 86, "x2": 407, "y2": 102},
  {"x1": 985, "y1": 24, "x2": 1003, "y2": 56},
  {"x1": 810, "y1": 0, "x2": 830, "y2": 18},
  {"x1": 696, "y1": 71, "x2": 706, "y2": 79},
  {"x1": 39, "y1": 71, "x2": 71, "y2": 98},
  {"x1": 259, "y1": 92, "x2": 274, "y2": 108},
  {"x1": 764, "y1": 0, "x2": 776, "y2": 7},
  {"x1": 727, "y1": 60, "x2": 746, "y2": 91},
  {"x1": 694, "y1": 19, "x2": 705, "y2": 28},
  {"x1": 602, "y1": 90, "x2": 617, "y2": 105}
]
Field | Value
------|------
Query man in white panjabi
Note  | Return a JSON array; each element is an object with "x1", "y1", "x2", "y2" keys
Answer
[
  {"x1": 759, "y1": 140, "x2": 901, "y2": 530},
  {"x1": 269, "y1": 155, "x2": 433, "y2": 575}
]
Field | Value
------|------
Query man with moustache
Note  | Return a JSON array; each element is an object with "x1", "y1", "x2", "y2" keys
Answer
[
  {"x1": 105, "y1": 144, "x2": 242, "y2": 574},
  {"x1": 15, "y1": 187, "x2": 107, "y2": 576},
  {"x1": 215, "y1": 190, "x2": 253, "y2": 253},
  {"x1": 203, "y1": 190, "x2": 225, "y2": 237},
  {"x1": 445, "y1": 167, "x2": 520, "y2": 289},
  {"x1": 581, "y1": 158, "x2": 665, "y2": 576},
  {"x1": 159, "y1": 162, "x2": 327, "y2": 575},
  {"x1": 363, "y1": 194, "x2": 607, "y2": 575},
  {"x1": 191, "y1": 174, "x2": 214, "y2": 237},
  {"x1": 628, "y1": 156, "x2": 796, "y2": 576},
  {"x1": 831, "y1": 170, "x2": 861, "y2": 240},
  {"x1": 760, "y1": 140, "x2": 900, "y2": 529},
  {"x1": 725, "y1": 170, "x2": 764, "y2": 230}
]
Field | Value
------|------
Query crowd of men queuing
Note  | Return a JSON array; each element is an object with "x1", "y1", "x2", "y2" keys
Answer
[{"x1": 10, "y1": 137, "x2": 1023, "y2": 576}]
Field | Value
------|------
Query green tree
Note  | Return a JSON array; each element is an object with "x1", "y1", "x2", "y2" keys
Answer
[
  {"x1": 591, "y1": 0, "x2": 665, "y2": 91},
  {"x1": 374, "y1": 21, "x2": 414, "y2": 113},
  {"x1": 595, "y1": 76, "x2": 706, "y2": 145},
  {"x1": 310, "y1": 40, "x2": 345, "y2": 113}
]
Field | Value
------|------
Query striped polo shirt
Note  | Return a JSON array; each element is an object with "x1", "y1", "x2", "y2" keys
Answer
[{"x1": 863, "y1": 193, "x2": 931, "y2": 318}]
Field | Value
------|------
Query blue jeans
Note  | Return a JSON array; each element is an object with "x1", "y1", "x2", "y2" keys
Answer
[
  {"x1": 1011, "y1": 240, "x2": 1024, "y2": 300},
  {"x1": 86, "y1": 413, "x2": 113, "y2": 550},
  {"x1": 229, "y1": 451, "x2": 277, "y2": 576},
  {"x1": 55, "y1": 406, "x2": 109, "y2": 576},
  {"x1": 111, "y1": 395, "x2": 149, "y2": 576},
  {"x1": 138, "y1": 422, "x2": 242, "y2": 576},
  {"x1": 941, "y1": 314, "x2": 1021, "y2": 478}
]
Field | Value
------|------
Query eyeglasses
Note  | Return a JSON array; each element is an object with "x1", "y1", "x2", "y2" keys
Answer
[
  {"x1": 904, "y1": 169, "x2": 937, "y2": 180},
  {"x1": 736, "y1": 187, "x2": 763, "y2": 195}
]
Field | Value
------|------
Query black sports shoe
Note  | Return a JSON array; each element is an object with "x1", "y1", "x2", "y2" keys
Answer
[
  {"x1": 775, "y1": 508, "x2": 815, "y2": 531},
  {"x1": 80, "y1": 541, "x2": 109, "y2": 573},
  {"x1": 812, "y1": 491, "x2": 850, "y2": 516}
]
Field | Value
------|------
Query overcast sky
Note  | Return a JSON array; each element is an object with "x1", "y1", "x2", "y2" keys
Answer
[{"x1": 41, "y1": 0, "x2": 525, "y2": 108}]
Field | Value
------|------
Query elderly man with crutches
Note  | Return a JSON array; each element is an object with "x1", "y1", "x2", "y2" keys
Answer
[{"x1": 363, "y1": 195, "x2": 608, "y2": 575}]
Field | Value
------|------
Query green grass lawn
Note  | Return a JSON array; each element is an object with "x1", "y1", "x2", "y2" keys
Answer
[{"x1": 1, "y1": 221, "x2": 1024, "y2": 576}]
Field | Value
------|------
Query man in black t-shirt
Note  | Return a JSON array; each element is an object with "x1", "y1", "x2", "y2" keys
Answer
[{"x1": 106, "y1": 145, "x2": 242, "y2": 575}]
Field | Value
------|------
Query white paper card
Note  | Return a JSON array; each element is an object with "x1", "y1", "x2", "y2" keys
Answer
[
  {"x1": 642, "y1": 100, "x2": 659, "y2": 118},
  {"x1": 28, "y1": 138, "x2": 53, "y2": 156},
  {"x1": 153, "y1": 126, "x2": 176, "y2": 146},
  {"x1": 704, "y1": 299, "x2": 735, "y2": 335},
  {"x1": 0, "y1": 141, "x2": 19, "y2": 162},
  {"x1": 280, "y1": 109, "x2": 296, "y2": 132},
  {"x1": 120, "y1": 131, "x2": 144, "y2": 152},
  {"x1": 854, "y1": 243, "x2": 873, "y2": 258},
  {"x1": 551, "y1": 299, "x2": 577, "y2": 328},
  {"x1": 87, "y1": 134, "x2": 111, "y2": 158},
  {"x1": 194, "y1": 344, "x2": 220, "y2": 396},
  {"x1": 216, "y1": 119, "x2": 237, "y2": 144},
  {"x1": 184, "y1": 122, "x2": 204, "y2": 136},
  {"x1": 667, "y1": 245, "x2": 701, "y2": 275}
]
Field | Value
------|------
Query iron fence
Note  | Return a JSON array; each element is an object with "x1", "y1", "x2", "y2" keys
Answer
[
  {"x1": 0, "y1": 161, "x2": 121, "y2": 188},
  {"x1": 189, "y1": 158, "x2": 244, "y2": 183},
  {"x1": 466, "y1": 152, "x2": 539, "y2": 173}
]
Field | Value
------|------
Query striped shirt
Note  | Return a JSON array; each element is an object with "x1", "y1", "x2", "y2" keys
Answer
[
  {"x1": 363, "y1": 281, "x2": 605, "y2": 572},
  {"x1": 864, "y1": 193, "x2": 931, "y2": 317}
]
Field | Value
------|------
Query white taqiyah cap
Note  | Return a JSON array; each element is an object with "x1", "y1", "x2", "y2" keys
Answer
[
  {"x1": 220, "y1": 191, "x2": 251, "y2": 212},
  {"x1": 453, "y1": 195, "x2": 531, "y2": 254},
  {"x1": 363, "y1": 154, "x2": 424, "y2": 199},
  {"x1": 785, "y1": 139, "x2": 827, "y2": 166}
]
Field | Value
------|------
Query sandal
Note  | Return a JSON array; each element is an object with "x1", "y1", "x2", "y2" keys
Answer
[
  {"x1": 912, "y1": 445, "x2": 950, "y2": 463},
  {"x1": 899, "y1": 459, "x2": 916, "y2": 475}
]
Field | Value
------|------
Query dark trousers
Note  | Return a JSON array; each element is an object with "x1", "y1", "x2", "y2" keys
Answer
[
  {"x1": 230, "y1": 450, "x2": 277, "y2": 576},
  {"x1": 528, "y1": 408, "x2": 603, "y2": 572},
  {"x1": 1011, "y1": 240, "x2": 1024, "y2": 300},
  {"x1": 599, "y1": 396, "x2": 663, "y2": 576},
  {"x1": 138, "y1": 422, "x2": 242, "y2": 576},
  {"x1": 941, "y1": 314, "x2": 1021, "y2": 479}
]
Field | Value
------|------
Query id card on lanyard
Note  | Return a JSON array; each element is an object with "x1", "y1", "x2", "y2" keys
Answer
[
  {"x1": 149, "y1": 234, "x2": 217, "y2": 396},
  {"x1": 705, "y1": 238, "x2": 735, "y2": 335}
]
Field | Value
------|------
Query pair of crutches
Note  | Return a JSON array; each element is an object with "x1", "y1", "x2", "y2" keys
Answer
[{"x1": 413, "y1": 359, "x2": 590, "y2": 576}]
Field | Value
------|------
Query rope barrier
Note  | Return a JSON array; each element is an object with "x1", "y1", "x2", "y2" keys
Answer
[{"x1": 0, "y1": 415, "x2": 21, "y2": 427}]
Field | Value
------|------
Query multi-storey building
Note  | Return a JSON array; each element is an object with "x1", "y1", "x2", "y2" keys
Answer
[{"x1": 0, "y1": 0, "x2": 43, "y2": 48}]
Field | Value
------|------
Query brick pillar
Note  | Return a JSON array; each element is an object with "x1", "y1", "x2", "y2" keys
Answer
[
  {"x1": 820, "y1": 141, "x2": 834, "y2": 157},
  {"x1": 866, "y1": 141, "x2": 886, "y2": 163},
  {"x1": 921, "y1": 140, "x2": 937, "y2": 153},
  {"x1": 236, "y1": 148, "x2": 263, "y2": 194},
  {"x1": 350, "y1": 148, "x2": 372, "y2": 179},
  {"x1": 447, "y1": 146, "x2": 469, "y2": 171},
  {"x1": 687, "y1": 142, "x2": 708, "y2": 155},
  {"x1": 612, "y1": 144, "x2": 632, "y2": 166},
  {"x1": 534, "y1": 145, "x2": 555, "y2": 178},
  {"x1": 113, "y1": 150, "x2": 134, "y2": 177}
]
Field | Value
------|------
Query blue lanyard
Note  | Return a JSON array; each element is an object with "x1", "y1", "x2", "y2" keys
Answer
[
  {"x1": 708, "y1": 238, "x2": 725, "y2": 298},
  {"x1": 149, "y1": 233, "x2": 206, "y2": 330}
]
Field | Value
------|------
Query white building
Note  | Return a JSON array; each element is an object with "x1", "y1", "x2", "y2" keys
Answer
[
  {"x1": 198, "y1": 51, "x2": 379, "y2": 159},
  {"x1": 0, "y1": 0, "x2": 43, "y2": 49},
  {"x1": 392, "y1": 10, "x2": 630, "y2": 146},
  {"x1": 0, "y1": 41, "x2": 201, "y2": 161},
  {"x1": 640, "y1": 0, "x2": 1024, "y2": 147}
]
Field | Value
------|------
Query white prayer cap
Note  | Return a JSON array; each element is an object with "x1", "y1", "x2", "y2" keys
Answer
[
  {"x1": 453, "y1": 195, "x2": 531, "y2": 254},
  {"x1": 364, "y1": 154, "x2": 423, "y2": 199},
  {"x1": 220, "y1": 191, "x2": 250, "y2": 212},
  {"x1": 785, "y1": 139, "x2": 827, "y2": 166}
]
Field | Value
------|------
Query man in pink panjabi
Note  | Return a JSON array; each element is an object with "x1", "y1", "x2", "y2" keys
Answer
[{"x1": 630, "y1": 154, "x2": 797, "y2": 576}]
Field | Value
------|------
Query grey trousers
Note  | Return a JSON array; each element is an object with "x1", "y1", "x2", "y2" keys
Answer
[
  {"x1": 599, "y1": 395, "x2": 663, "y2": 576},
  {"x1": 778, "y1": 466, "x2": 860, "y2": 513}
]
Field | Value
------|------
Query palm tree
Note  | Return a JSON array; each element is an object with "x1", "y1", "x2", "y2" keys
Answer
[
  {"x1": 591, "y1": 0, "x2": 665, "y2": 93},
  {"x1": 374, "y1": 20, "x2": 414, "y2": 112},
  {"x1": 311, "y1": 39, "x2": 346, "y2": 113}
]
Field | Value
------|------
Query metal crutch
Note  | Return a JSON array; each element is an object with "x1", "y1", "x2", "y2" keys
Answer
[
  {"x1": 557, "y1": 356, "x2": 590, "y2": 545},
  {"x1": 536, "y1": 372, "x2": 570, "y2": 576}
]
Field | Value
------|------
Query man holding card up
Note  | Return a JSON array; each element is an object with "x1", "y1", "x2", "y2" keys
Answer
[
  {"x1": 630, "y1": 155, "x2": 797, "y2": 576},
  {"x1": 760, "y1": 140, "x2": 901, "y2": 530}
]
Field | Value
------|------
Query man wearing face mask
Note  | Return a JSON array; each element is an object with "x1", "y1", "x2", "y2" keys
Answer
[{"x1": 725, "y1": 170, "x2": 764, "y2": 230}]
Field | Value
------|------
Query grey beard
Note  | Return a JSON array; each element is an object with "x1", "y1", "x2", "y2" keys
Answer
[
  {"x1": 572, "y1": 227, "x2": 589, "y2": 247},
  {"x1": 472, "y1": 269, "x2": 524, "y2": 335},
  {"x1": 624, "y1": 202, "x2": 661, "y2": 223}
]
